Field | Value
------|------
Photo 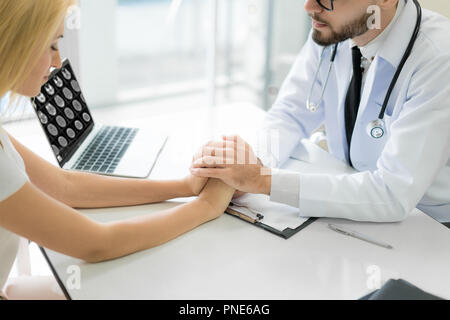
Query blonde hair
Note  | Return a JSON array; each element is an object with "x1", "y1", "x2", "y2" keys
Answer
[{"x1": 0, "y1": 0, "x2": 75, "y2": 100}]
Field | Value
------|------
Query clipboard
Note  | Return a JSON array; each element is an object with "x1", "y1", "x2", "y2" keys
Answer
[
  {"x1": 226, "y1": 206, "x2": 316, "y2": 239},
  {"x1": 225, "y1": 193, "x2": 316, "y2": 239}
]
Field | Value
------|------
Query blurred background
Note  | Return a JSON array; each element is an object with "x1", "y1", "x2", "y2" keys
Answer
[
  {"x1": 0, "y1": 0, "x2": 310, "y2": 121},
  {"x1": 1, "y1": 0, "x2": 449, "y2": 123},
  {"x1": 66, "y1": 0, "x2": 310, "y2": 111}
]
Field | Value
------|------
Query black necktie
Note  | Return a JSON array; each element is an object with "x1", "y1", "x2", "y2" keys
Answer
[{"x1": 345, "y1": 46, "x2": 363, "y2": 167}]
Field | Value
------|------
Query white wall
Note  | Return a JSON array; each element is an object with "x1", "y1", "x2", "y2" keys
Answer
[
  {"x1": 421, "y1": 0, "x2": 450, "y2": 18},
  {"x1": 267, "y1": 0, "x2": 309, "y2": 108},
  {"x1": 78, "y1": 0, "x2": 118, "y2": 108}
]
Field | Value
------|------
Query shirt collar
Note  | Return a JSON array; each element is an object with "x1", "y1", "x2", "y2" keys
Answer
[{"x1": 350, "y1": 0, "x2": 406, "y2": 62}]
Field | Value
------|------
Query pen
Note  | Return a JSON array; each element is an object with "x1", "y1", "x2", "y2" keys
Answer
[
  {"x1": 328, "y1": 224, "x2": 394, "y2": 250},
  {"x1": 228, "y1": 210, "x2": 258, "y2": 224},
  {"x1": 229, "y1": 204, "x2": 264, "y2": 221}
]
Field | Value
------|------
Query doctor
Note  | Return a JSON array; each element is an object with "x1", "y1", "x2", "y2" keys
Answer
[{"x1": 190, "y1": 0, "x2": 450, "y2": 224}]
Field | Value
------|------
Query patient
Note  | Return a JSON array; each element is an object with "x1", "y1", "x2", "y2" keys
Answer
[{"x1": 0, "y1": 0, "x2": 234, "y2": 299}]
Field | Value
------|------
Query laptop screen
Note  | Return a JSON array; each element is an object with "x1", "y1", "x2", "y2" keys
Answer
[{"x1": 31, "y1": 59, "x2": 94, "y2": 167}]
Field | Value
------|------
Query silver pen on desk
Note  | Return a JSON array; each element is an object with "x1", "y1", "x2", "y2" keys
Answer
[{"x1": 328, "y1": 224, "x2": 394, "y2": 250}]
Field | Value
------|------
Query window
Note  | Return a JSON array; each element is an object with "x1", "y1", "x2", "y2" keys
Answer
[{"x1": 2, "y1": 0, "x2": 310, "y2": 123}]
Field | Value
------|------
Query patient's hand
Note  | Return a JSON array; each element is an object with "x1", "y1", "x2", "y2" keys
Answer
[{"x1": 183, "y1": 175, "x2": 208, "y2": 196}]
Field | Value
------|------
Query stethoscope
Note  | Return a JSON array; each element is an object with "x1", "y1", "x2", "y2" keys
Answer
[{"x1": 306, "y1": 0, "x2": 422, "y2": 139}]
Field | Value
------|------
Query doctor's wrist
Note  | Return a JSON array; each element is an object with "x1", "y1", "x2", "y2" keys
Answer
[{"x1": 258, "y1": 167, "x2": 272, "y2": 196}]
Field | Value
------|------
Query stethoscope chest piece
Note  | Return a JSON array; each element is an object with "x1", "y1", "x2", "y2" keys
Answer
[{"x1": 366, "y1": 119, "x2": 385, "y2": 139}]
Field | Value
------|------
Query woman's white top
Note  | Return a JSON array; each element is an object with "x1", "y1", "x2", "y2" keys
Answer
[{"x1": 0, "y1": 124, "x2": 29, "y2": 291}]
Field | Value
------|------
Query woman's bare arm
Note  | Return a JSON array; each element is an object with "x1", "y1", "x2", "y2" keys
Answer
[
  {"x1": 9, "y1": 134, "x2": 206, "y2": 208},
  {"x1": 0, "y1": 179, "x2": 234, "y2": 263}
]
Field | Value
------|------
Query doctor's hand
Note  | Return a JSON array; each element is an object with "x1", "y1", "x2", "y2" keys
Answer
[{"x1": 190, "y1": 135, "x2": 271, "y2": 196}]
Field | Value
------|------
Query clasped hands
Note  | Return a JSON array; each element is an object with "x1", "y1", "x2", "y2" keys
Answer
[{"x1": 187, "y1": 135, "x2": 271, "y2": 199}]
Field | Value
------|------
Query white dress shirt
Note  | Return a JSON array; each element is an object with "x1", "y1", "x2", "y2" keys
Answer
[{"x1": 354, "y1": 0, "x2": 405, "y2": 89}]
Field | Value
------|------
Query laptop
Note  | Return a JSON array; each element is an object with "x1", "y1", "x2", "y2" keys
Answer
[{"x1": 31, "y1": 59, "x2": 167, "y2": 178}]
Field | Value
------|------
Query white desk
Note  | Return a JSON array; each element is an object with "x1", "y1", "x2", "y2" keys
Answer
[{"x1": 5, "y1": 102, "x2": 450, "y2": 300}]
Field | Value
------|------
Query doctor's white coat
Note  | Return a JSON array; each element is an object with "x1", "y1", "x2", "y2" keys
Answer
[{"x1": 261, "y1": 0, "x2": 450, "y2": 223}]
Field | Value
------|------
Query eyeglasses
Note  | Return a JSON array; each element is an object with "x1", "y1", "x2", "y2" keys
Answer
[{"x1": 316, "y1": 0, "x2": 334, "y2": 11}]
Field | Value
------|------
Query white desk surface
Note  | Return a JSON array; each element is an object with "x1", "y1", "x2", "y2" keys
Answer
[{"x1": 5, "y1": 102, "x2": 450, "y2": 300}]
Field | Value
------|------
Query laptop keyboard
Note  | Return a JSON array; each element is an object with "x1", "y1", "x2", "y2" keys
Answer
[{"x1": 72, "y1": 126, "x2": 138, "y2": 174}]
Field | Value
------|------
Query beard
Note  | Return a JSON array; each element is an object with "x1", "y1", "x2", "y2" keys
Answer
[{"x1": 311, "y1": 12, "x2": 373, "y2": 46}]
